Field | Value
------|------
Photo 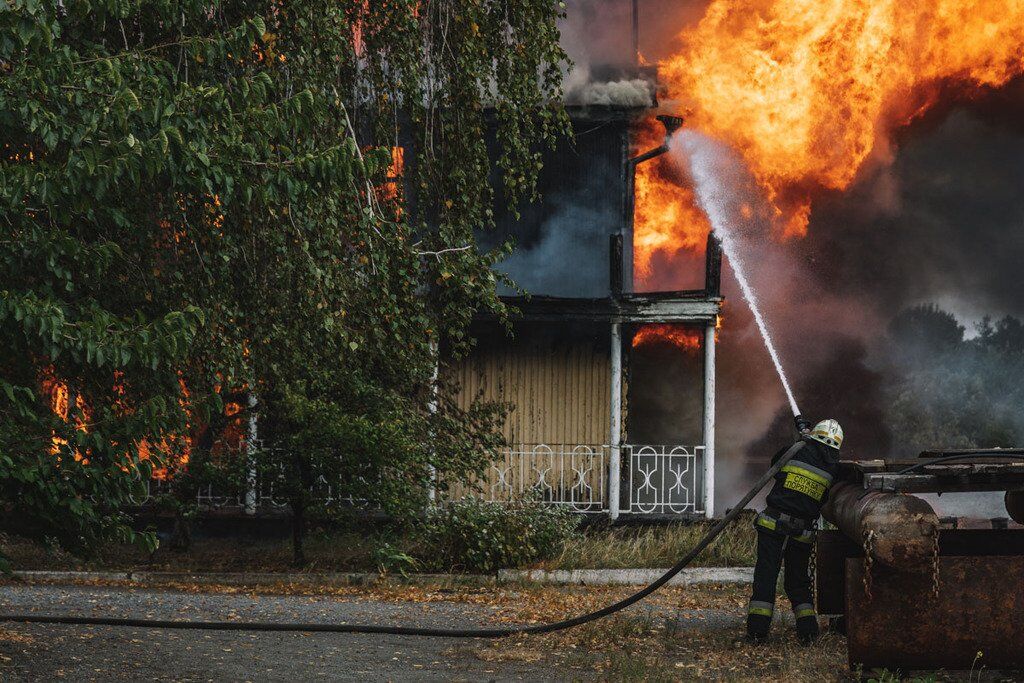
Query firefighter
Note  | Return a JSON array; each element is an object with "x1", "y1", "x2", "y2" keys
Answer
[{"x1": 745, "y1": 417, "x2": 843, "y2": 645}]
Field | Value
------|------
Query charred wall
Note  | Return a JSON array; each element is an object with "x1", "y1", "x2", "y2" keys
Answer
[{"x1": 480, "y1": 115, "x2": 631, "y2": 299}]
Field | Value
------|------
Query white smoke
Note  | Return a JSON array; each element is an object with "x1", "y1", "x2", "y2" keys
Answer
[
  {"x1": 558, "y1": 1, "x2": 654, "y2": 107},
  {"x1": 564, "y1": 65, "x2": 654, "y2": 107},
  {"x1": 671, "y1": 130, "x2": 802, "y2": 416}
]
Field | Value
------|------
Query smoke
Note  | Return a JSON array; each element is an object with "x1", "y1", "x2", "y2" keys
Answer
[
  {"x1": 564, "y1": 66, "x2": 654, "y2": 108},
  {"x1": 559, "y1": 0, "x2": 635, "y2": 69},
  {"x1": 494, "y1": 181, "x2": 615, "y2": 297},
  {"x1": 558, "y1": 0, "x2": 655, "y2": 108},
  {"x1": 486, "y1": 123, "x2": 624, "y2": 298},
  {"x1": 803, "y1": 100, "x2": 1024, "y2": 321},
  {"x1": 661, "y1": 97, "x2": 1024, "y2": 513}
]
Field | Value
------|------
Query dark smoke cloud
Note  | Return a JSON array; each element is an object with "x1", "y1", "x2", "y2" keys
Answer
[
  {"x1": 711, "y1": 84, "x2": 1024, "y2": 509},
  {"x1": 801, "y1": 83, "x2": 1024, "y2": 322},
  {"x1": 743, "y1": 338, "x2": 891, "y2": 462}
]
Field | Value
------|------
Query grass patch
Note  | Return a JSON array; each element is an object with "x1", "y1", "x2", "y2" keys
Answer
[
  {"x1": 0, "y1": 529, "x2": 424, "y2": 574},
  {"x1": 547, "y1": 514, "x2": 757, "y2": 570},
  {"x1": 2, "y1": 513, "x2": 757, "y2": 574}
]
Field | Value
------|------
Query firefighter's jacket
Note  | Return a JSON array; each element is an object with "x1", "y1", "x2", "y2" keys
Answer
[{"x1": 760, "y1": 437, "x2": 840, "y2": 531}]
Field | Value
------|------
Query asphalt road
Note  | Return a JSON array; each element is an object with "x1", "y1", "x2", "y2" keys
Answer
[{"x1": 0, "y1": 584, "x2": 556, "y2": 682}]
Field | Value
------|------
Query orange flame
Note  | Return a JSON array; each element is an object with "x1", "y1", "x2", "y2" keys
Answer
[
  {"x1": 658, "y1": 0, "x2": 1024, "y2": 236},
  {"x1": 632, "y1": 323, "x2": 703, "y2": 353},
  {"x1": 632, "y1": 119, "x2": 711, "y2": 286}
]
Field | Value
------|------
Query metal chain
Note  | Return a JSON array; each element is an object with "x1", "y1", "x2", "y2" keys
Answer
[
  {"x1": 809, "y1": 531, "x2": 817, "y2": 581},
  {"x1": 930, "y1": 529, "x2": 941, "y2": 598},
  {"x1": 809, "y1": 534, "x2": 818, "y2": 612},
  {"x1": 862, "y1": 529, "x2": 875, "y2": 602}
]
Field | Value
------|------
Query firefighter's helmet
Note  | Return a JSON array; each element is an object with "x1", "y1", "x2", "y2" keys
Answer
[{"x1": 809, "y1": 419, "x2": 843, "y2": 450}]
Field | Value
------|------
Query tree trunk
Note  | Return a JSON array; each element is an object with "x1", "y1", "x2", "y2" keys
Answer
[
  {"x1": 291, "y1": 499, "x2": 306, "y2": 567},
  {"x1": 290, "y1": 451, "x2": 312, "y2": 567},
  {"x1": 168, "y1": 512, "x2": 192, "y2": 552},
  {"x1": 168, "y1": 426, "x2": 216, "y2": 552}
]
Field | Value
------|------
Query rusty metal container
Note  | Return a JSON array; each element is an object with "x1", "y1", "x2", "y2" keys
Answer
[
  {"x1": 822, "y1": 481, "x2": 938, "y2": 572},
  {"x1": 846, "y1": 556, "x2": 1024, "y2": 670}
]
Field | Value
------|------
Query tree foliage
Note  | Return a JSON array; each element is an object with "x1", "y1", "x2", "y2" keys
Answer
[
  {"x1": 885, "y1": 307, "x2": 1024, "y2": 455},
  {"x1": 1, "y1": 0, "x2": 569, "y2": 562}
]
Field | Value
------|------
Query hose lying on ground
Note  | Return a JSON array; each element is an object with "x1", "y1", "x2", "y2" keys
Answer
[{"x1": 0, "y1": 442, "x2": 808, "y2": 638}]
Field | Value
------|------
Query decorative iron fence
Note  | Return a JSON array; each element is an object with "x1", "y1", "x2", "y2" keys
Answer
[
  {"x1": 132, "y1": 443, "x2": 706, "y2": 516},
  {"x1": 453, "y1": 443, "x2": 608, "y2": 512},
  {"x1": 626, "y1": 445, "x2": 706, "y2": 515}
]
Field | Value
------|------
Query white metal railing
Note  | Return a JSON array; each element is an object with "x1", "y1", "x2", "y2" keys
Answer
[
  {"x1": 626, "y1": 445, "x2": 706, "y2": 515},
  {"x1": 457, "y1": 443, "x2": 608, "y2": 512},
  {"x1": 131, "y1": 443, "x2": 706, "y2": 516}
]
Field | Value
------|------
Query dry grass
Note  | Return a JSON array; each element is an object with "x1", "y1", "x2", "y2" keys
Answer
[
  {"x1": 0, "y1": 530, "x2": 422, "y2": 574},
  {"x1": 460, "y1": 582, "x2": 852, "y2": 681},
  {"x1": 3, "y1": 517, "x2": 758, "y2": 574},
  {"x1": 547, "y1": 515, "x2": 757, "y2": 570}
]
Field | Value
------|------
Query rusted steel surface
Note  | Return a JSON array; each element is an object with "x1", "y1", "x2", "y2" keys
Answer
[
  {"x1": 846, "y1": 556, "x2": 1024, "y2": 670},
  {"x1": 822, "y1": 481, "x2": 938, "y2": 572},
  {"x1": 813, "y1": 530, "x2": 859, "y2": 616},
  {"x1": 816, "y1": 528, "x2": 1024, "y2": 618}
]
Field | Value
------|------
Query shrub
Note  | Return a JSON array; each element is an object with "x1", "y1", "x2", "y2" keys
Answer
[{"x1": 421, "y1": 494, "x2": 580, "y2": 572}]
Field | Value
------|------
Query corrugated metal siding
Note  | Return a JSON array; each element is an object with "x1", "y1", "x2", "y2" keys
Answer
[{"x1": 447, "y1": 339, "x2": 611, "y2": 446}]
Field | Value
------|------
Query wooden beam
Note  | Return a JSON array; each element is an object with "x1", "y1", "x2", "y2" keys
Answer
[{"x1": 863, "y1": 472, "x2": 1024, "y2": 493}]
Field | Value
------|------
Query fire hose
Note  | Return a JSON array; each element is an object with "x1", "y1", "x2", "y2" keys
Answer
[
  {"x1": 5, "y1": 447, "x2": 1021, "y2": 637},
  {"x1": 0, "y1": 442, "x2": 808, "y2": 638}
]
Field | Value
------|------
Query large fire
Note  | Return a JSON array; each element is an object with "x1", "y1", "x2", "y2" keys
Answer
[
  {"x1": 632, "y1": 323, "x2": 703, "y2": 353},
  {"x1": 632, "y1": 118, "x2": 711, "y2": 287},
  {"x1": 639, "y1": 0, "x2": 1024, "y2": 263}
]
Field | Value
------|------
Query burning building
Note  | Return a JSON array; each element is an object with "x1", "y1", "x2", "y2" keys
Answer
[
  {"x1": 448, "y1": 0, "x2": 1024, "y2": 521},
  {"x1": 446, "y1": 18, "x2": 723, "y2": 518}
]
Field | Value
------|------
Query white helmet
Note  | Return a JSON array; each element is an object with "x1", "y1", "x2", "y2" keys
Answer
[{"x1": 809, "y1": 419, "x2": 843, "y2": 450}]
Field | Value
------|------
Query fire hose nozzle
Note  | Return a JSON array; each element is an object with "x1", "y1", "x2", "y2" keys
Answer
[
  {"x1": 794, "y1": 415, "x2": 813, "y2": 434},
  {"x1": 656, "y1": 114, "x2": 684, "y2": 136}
]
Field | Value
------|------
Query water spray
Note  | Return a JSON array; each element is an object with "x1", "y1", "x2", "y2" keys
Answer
[
  {"x1": 674, "y1": 131, "x2": 801, "y2": 419},
  {"x1": 716, "y1": 229, "x2": 802, "y2": 418}
]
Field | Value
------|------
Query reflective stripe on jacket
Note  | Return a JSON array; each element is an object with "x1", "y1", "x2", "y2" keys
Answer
[{"x1": 764, "y1": 437, "x2": 840, "y2": 523}]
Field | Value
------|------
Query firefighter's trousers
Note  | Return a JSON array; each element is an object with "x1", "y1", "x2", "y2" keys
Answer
[{"x1": 746, "y1": 526, "x2": 815, "y2": 630}]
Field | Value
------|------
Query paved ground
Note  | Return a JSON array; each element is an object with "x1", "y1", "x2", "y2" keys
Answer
[{"x1": 0, "y1": 584, "x2": 560, "y2": 682}]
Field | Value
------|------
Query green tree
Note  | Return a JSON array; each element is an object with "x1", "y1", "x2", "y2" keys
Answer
[
  {"x1": 1, "y1": 0, "x2": 568, "y2": 565},
  {"x1": 885, "y1": 308, "x2": 1024, "y2": 455},
  {"x1": 888, "y1": 303, "x2": 965, "y2": 364}
]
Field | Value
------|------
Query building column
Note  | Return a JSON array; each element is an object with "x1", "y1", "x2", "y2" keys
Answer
[
  {"x1": 427, "y1": 340, "x2": 440, "y2": 504},
  {"x1": 609, "y1": 322, "x2": 623, "y2": 520},
  {"x1": 244, "y1": 393, "x2": 258, "y2": 515},
  {"x1": 703, "y1": 321, "x2": 717, "y2": 519}
]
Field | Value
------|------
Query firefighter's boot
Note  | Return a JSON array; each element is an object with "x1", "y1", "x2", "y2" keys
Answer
[
  {"x1": 745, "y1": 613, "x2": 771, "y2": 644},
  {"x1": 795, "y1": 614, "x2": 820, "y2": 645}
]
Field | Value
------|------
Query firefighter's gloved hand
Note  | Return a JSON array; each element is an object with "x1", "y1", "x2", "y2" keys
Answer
[{"x1": 794, "y1": 415, "x2": 813, "y2": 434}]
